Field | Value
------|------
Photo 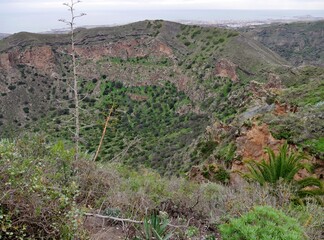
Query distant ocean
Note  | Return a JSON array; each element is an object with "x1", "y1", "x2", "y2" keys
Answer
[
  {"x1": 1, "y1": 9, "x2": 324, "y2": 33},
  {"x1": 89, "y1": 9, "x2": 324, "y2": 24}
]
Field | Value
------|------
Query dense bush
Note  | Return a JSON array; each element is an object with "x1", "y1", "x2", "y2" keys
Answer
[
  {"x1": 0, "y1": 137, "x2": 85, "y2": 239},
  {"x1": 219, "y1": 206, "x2": 305, "y2": 240}
]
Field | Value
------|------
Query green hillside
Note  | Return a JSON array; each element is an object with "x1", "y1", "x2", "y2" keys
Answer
[
  {"x1": 243, "y1": 21, "x2": 324, "y2": 66},
  {"x1": 0, "y1": 20, "x2": 323, "y2": 239}
]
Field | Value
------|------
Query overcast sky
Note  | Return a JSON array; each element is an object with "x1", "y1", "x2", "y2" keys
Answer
[{"x1": 1, "y1": 0, "x2": 324, "y2": 33}]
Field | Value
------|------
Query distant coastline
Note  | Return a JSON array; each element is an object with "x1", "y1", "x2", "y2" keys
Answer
[
  {"x1": 1, "y1": 9, "x2": 324, "y2": 34},
  {"x1": 51, "y1": 9, "x2": 324, "y2": 33},
  {"x1": 47, "y1": 15, "x2": 324, "y2": 34}
]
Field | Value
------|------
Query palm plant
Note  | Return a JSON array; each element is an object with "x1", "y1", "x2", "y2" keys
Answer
[
  {"x1": 246, "y1": 143, "x2": 308, "y2": 185},
  {"x1": 245, "y1": 143, "x2": 324, "y2": 199}
]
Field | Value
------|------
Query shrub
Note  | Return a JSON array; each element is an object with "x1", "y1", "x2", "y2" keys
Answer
[
  {"x1": 197, "y1": 140, "x2": 217, "y2": 158},
  {"x1": 214, "y1": 166, "x2": 230, "y2": 183},
  {"x1": 8, "y1": 85, "x2": 16, "y2": 90},
  {"x1": 219, "y1": 205, "x2": 305, "y2": 240},
  {"x1": 0, "y1": 138, "x2": 84, "y2": 239},
  {"x1": 23, "y1": 107, "x2": 29, "y2": 113}
]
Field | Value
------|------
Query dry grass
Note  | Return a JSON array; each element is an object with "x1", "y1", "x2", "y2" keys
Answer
[{"x1": 1, "y1": 138, "x2": 322, "y2": 239}]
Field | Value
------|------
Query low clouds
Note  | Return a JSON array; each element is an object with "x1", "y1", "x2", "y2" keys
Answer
[
  {"x1": 69, "y1": 0, "x2": 324, "y2": 9},
  {"x1": 1, "y1": 0, "x2": 324, "y2": 10}
]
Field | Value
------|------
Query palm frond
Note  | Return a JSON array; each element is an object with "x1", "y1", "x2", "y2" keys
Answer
[{"x1": 245, "y1": 143, "x2": 306, "y2": 185}]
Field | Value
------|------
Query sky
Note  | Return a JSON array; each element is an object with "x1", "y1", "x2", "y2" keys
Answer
[{"x1": 1, "y1": 0, "x2": 324, "y2": 33}]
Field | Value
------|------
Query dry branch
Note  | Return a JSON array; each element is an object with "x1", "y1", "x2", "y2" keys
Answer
[
  {"x1": 92, "y1": 105, "x2": 114, "y2": 161},
  {"x1": 84, "y1": 213, "x2": 193, "y2": 228}
]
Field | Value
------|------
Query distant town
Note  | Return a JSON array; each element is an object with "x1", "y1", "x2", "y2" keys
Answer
[{"x1": 178, "y1": 15, "x2": 324, "y2": 28}]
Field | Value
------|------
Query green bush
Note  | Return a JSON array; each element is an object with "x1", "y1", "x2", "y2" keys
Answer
[
  {"x1": 219, "y1": 206, "x2": 305, "y2": 240},
  {"x1": 0, "y1": 137, "x2": 84, "y2": 239},
  {"x1": 214, "y1": 166, "x2": 230, "y2": 183}
]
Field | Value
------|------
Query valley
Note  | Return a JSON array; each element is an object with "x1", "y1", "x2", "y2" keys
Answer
[{"x1": 0, "y1": 19, "x2": 323, "y2": 239}]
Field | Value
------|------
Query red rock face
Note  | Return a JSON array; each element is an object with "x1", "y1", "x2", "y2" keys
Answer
[
  {"x1": 0, "y1": 38, "x2": 173, "y2": 74},
  {"x1": 75, "y1": 38, "x2": 173, "y2": 60},
  {"x1": 23, "y1": 46, "x2": 55, "y2": 70},
  {"x1": 230, "y1": 123, "x2": 284, "y2": 184},
  {"x1": 157, "y1": 41, "x2": 173, "y2": 56},
  {"x1": 215, "y1": 59, "x2": 239, "y2": 82},
  {"x1": 231, "y1": 123, "x2": 312, "y2": 184},
  {"x1": 0, "y1": 53, "x2": 11, "y2": 69},
  {"x1": 0, "y1": 46, "x2": 55, "y2": 72},
  {"x1": 235, "y1": 123, "x2": 284, "y2": 162},
  {"x1": 274, "y1": 101, "x2": 298, "y2": 116}
]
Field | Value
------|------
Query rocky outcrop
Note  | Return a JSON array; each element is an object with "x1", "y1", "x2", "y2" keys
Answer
[
  {"x1": 206, "y1": 121, "x2": 233, "y2": 144},
  {"x1": 75, "y1": 38, "x2": 173, "y2": 60},
  {"x1": 231, "y1": 123, "x2": 314, "y2": 184},
  {"x1": 0, "y1": 46, "x2": 55, "y2": 72},
  {"x1": 215, "y1": 59, "x2": 238, "y2": 82},
  {"x1": 0, "y1": 53, "x2": 11, "y2": 69},
  {"x1": 235, "y1": 123, "x2": 284, "y2": 162},
  {"x1": 230, "y1": 123, "x2": 284, "y2": 184},
  {"x1": 274, "y1": 101, "x2": 298, "y2": 116},
  {"x1": 266, "y1": 73, "x2": 282, "y2": 89},
  {"x1": 239, "y1": 103, "x2": 275, "y2": 123}
]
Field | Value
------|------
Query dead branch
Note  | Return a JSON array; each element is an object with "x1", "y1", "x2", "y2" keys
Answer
[
  {"x1": 92, "y1": 105, "x2": 114, "y2": 161},
  {"x1": 84, "y1": 213, "x2": 193, "y2": 228},
  {"x1": 84, "y1": 213, "x2": 143, "y2": 224}
]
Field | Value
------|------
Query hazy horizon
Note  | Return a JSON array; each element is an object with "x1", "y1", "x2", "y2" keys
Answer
[{"x1": 1, "y1": 0, "x2": 324, "y2": 33}]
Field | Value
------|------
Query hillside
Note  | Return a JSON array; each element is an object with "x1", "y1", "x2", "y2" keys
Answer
[
  {"x1": 242, "y1": 21, "x2": 324, "y2": 66},
  {"x1": 0, "y1": 21, "x2": 322, "y2": 173},
  {"x1": 0, "y1": 20, "x2": 323, "y2": 176},
  {"x1": 0, "y1": 20, "x2": 323, "y2": 240}
]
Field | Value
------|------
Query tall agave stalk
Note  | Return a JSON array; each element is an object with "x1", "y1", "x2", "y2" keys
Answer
[{"x1": 59, "y1": 0, "x2": 86, "y2": 161}]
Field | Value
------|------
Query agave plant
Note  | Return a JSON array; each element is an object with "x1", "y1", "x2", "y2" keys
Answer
[{"x1": 143, "y1": 214, "x2": 172, "y2": 240}]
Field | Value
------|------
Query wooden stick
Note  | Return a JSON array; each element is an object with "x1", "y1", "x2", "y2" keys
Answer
[
  {"x1": 84, "y1": 213, "x2": 193, "y2": 228},
  {"x1": 84, "y1": 213, "x2": 143, "y2": 224},
  {"x1": 92, "y1": 105, "x2": 114, "y2": 161}
]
